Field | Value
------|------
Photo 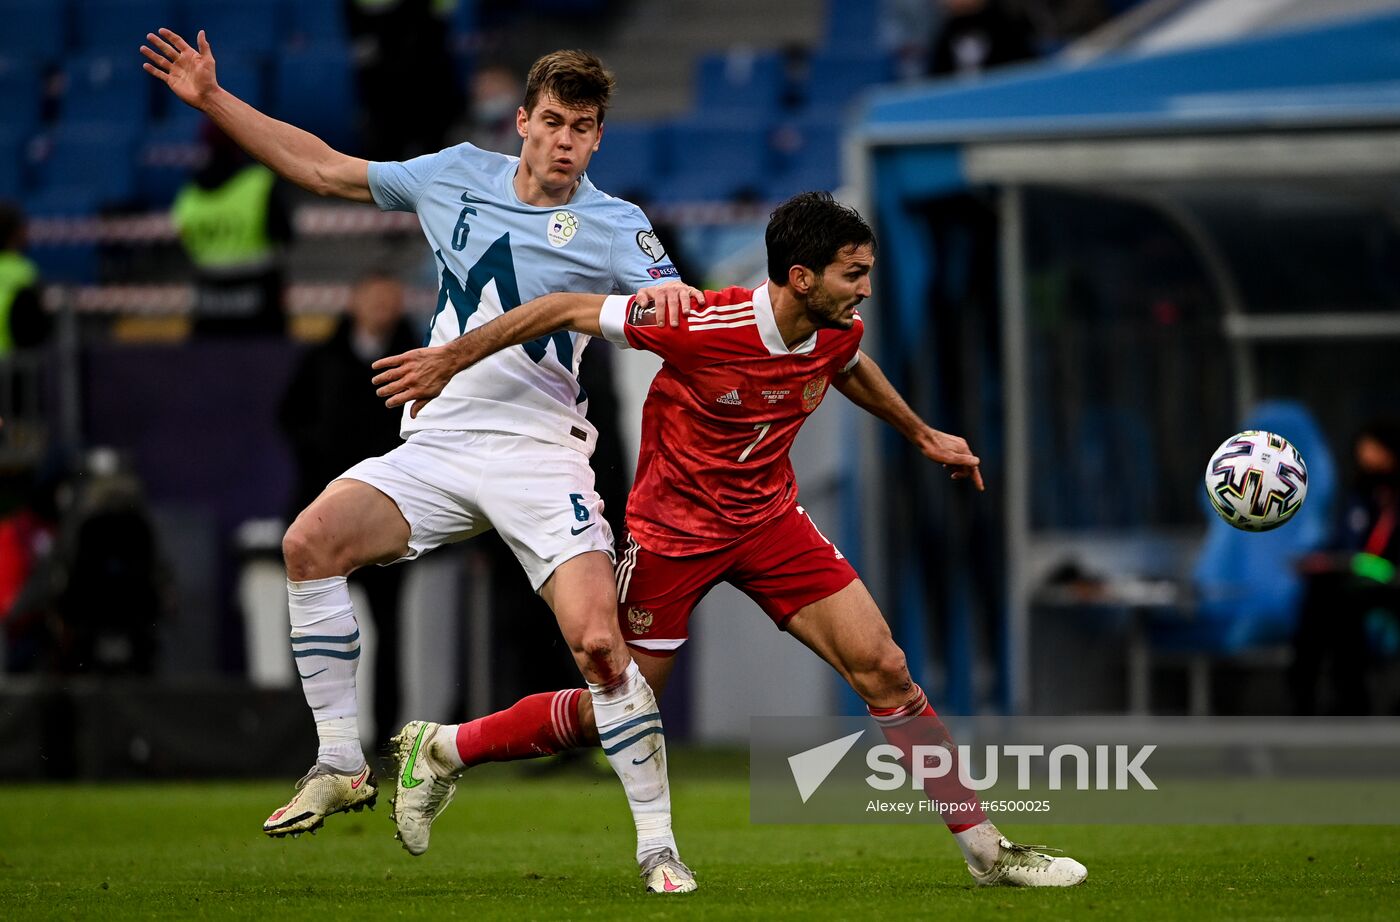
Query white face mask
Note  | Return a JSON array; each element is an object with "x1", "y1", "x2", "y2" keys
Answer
[{"x1": 476, "y1": 94, "x2": 517, "y2": 123}]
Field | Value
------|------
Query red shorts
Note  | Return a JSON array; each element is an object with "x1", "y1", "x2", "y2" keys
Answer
[{"x1": 614, "y1": 504, "x2": 859, "y2": 655}]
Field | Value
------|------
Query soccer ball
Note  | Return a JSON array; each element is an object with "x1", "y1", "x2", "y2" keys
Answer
[{"x1": 1204, "y1": 430, "x2": 1308, "y2": 531}]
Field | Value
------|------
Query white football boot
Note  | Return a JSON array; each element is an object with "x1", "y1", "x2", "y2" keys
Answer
[
  {"x1": 263, "y1": 763, "x2": 377, "y2": 837},
  {"x1": 389, "y1": 720, "x2": 460, "y2": 856},
  {"x1": 968, "y1": 837, "x2": 1087, "y2": 887},
  {"x1": 640, "y1": 848, "x2": 698, "y2": 894}
]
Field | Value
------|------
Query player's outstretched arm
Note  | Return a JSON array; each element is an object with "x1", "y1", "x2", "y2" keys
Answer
[
  {"x1": 371, "y1": 293, "x2": 609, "y2": 418},
  {"x1": 834, "y1": 351, "x2": 985, "y2": 491},
  {"x1": 141, "y1": 29, "x2": 372, "y2": 202}
]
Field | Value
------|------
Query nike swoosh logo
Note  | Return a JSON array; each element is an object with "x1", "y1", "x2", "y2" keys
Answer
[
  {"x1": 662, "y1": 870, "x2": 681, "y2": 892},
  {"x1": 631, "y1": 746, "x2": 661, "y2": 766},
  {"x1": 399, "y1": 724, "x2": 430, "y2": 790},
  {"x1": 298, "y1": 668, "x2": 328, "y2": 680},
  {"x1": 350, "y1": 769, "x2": 367, "y2": 790},
  {"x1": 570, "y1": 523, "x2": 597, "y2": 536}
]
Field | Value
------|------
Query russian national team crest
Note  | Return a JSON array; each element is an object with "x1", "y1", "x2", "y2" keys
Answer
[
  {"x1": 628, "y1": 606, "x2": 654, "y2": 635},
  {"x1": 802, "y1": 376, "x2": 829, "y2": 412},
  {"x1": 547, "y1": 210, "x2": 579, "y2": 248}
]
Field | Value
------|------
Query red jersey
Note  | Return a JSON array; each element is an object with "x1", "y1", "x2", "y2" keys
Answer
[{"x1": 599, "y1": 283, "x2": 863, "y2": 556}]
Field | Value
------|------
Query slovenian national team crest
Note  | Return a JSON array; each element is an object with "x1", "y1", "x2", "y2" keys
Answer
[
  {"x1": 802, "y1": 375, "x2": 829, "y2": 412},
  {"x1": 547, "y1": 210, "x2": 579, "y2": 248},
  {"x1": 627, "y1": 606, "x2": 654, "y2": 635}
]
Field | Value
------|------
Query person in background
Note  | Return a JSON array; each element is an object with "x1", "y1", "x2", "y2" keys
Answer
[
  {"x1": 461, "y1": 64, "x2": 525, "y2": 155},
  {"x1": 1290, "y1": 421, "x2": 1400, "y2": 714},
  {"x1": 926, "y1": 0, "x2": 1038, "y2": 78},
  {"x1": 0, "y1": 203, "x2": 45, "y2": 358},
  {"x1": 346, "y1": 0, "x2": 462, "y2": 161},
  {"x1": 278, "y1": 272, "x2": 421, "y2": 739},
  {"x1": 172, "y1": 124, "x2": 292, "y2": 337}
]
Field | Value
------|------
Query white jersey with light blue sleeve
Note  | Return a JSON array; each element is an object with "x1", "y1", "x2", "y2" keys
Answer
[{"x1": 367, "y1": 143, "x2": 678, "y2": 455}]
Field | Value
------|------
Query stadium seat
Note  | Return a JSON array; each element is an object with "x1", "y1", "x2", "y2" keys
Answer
[
  {"x1": 765, "y1": 117, "x2": 842, "y2": 200},
  {"x1": 1155, "y1": 400, "x2": 1337, "y2": 655},
  {"x1": 0, "y1": 56, "x2": 44, "y2": 141},
  {"x1": 651, "y1": 120, "x2": 771, "y2": 203},
  {"x1": 0, "y1": 0, "x2": 66, "y2": 65},
  {"x1": 176, "y1": 0, "x2": 288, "y2": 54},
  {"x1": 75, "y1": 0, "x2": 176, "y2": 55},
  {"x1": 271, "y1": 44, "x2": 358, "y2": 153},
  {"x1": 287, "y1": 0, "x2": 347, "y2": 46},
  {"x1": 584, "y1": 122, "x2": 662, "y2": 200},
  {"x1": 136, "y1": 118, "x2": 200, "y2": 207},
  {"x1": 0, "y1": 129, "x2": 26, "y2": 201},
  {"x1": 803, "y1": 50, "x2": 896, "y2": 116},
  {"x1": 693, "y1": 51, "x2": 787, "y2": 120},
  {"x1": 23, "y1": 187, "x2": 102, "y2": 283},
  {"x1": 60, "y1": 54, "x2": 152, "y2": 128},
  {"x1": 821, "y1": 0, "x2": 882, "y2": 53},
  {"x1": 34, "y1": 122, "x2": 141, "y2": 206}
]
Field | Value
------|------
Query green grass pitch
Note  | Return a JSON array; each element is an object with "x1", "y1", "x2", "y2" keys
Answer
[{"x1": 1, "y1": 753, "x2": 1396, "y2": 920}]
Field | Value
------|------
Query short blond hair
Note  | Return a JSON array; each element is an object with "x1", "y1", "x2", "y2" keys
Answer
[{"x1": 523, "y1": 50, "x2": 615, "y2": 122}]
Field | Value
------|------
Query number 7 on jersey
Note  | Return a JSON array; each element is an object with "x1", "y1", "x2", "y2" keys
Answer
[{"x1": 738, "y1": 423, "x2": 772, "y2": 463}]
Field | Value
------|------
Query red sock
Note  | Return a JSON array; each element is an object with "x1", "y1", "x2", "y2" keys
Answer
[
  {"x1": 869, "y1": 686, "x2": 988, "y2": 832},
  {"x1": 455, "y1": 688, "x2": 585, "y2": 768}
]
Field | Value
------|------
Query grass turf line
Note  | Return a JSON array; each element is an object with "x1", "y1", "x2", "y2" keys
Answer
[{"x1": 0, "y1": 762, "x2": 1396, "y2": 920}]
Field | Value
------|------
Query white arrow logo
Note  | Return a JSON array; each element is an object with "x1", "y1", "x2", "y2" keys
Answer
[{"x1": 787, "y1": 730, "x2": 866, "y2": 804}]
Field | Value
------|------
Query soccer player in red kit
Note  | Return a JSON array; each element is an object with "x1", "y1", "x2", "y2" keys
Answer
[{"x1": 372, "y1": 192, "x2": 1086, "y2": 888}]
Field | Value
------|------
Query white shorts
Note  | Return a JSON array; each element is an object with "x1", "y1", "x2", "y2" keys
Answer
[{"x1": 338, "y1": 429, "x2": 614, "y2": 590}]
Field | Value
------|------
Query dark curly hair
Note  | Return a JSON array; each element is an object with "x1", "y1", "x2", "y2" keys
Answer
[{"x1": 765, "y1": 191, "x2": 875, "y2": 284}]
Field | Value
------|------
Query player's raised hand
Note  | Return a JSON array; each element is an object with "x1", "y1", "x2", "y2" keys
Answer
[
  {"x1": 372, "y1": 345, "x2": 459, "y2": 419},
  {"x1": 141, "y1": 29, "x2": 219, "y2": 110},
  {"x1": 635, "y1": 282, "x2": 704, "y2": 328},
  {"x1": 915, "y1": 429, "x2": 985, "y2": 492}
]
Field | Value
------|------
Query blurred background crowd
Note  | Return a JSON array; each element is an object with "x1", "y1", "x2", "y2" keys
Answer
[{"x1": 1, "y1": 0, "x2": 1398, "y2": 780}]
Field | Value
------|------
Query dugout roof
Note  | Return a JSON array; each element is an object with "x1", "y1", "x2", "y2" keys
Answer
[{"x1": 848, "y1": 8, "x2": 1400, "y2": 714}]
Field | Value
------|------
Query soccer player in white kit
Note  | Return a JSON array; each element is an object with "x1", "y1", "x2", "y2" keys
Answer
[{"x1": 141, "y1": 30, "x2": 696, "y2": 892}]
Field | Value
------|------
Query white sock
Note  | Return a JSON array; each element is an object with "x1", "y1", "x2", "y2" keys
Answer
[
  {"x1": 288, "y1": 576, "x2": 365, "y2": 772},
  {"x1": 588, "y1": 659, "x2": 677, "y2": 864},
  {"x1": 954, "y1": 820, "x2": 1004, "y2": 872}
]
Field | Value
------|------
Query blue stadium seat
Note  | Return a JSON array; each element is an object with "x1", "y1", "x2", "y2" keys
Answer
[
  {"x1": 822, "y1": 0, "x2": 882, "y2": 53},
  {"x1": 61, "y1": 54, "x2": 152, "y2": 128},
  {"x1": 287, "y1": 0, "x2": 346, "y2": 45},
  {"x1": 136, "y1": 117, "x2": 200, "y2": 207},
  {"x1": 694, "y1": 51, "x2": 786, "y2": 120},
  {"x1": 1155, "y1": 400, "x2": 1338, "y2": 654},
  {"x1": 76, "y1": 0, "x2": 176, "y2": 55},
  {"x1": 23, "y1": 188, "x2": 102, "y2": 283},
  {"x1": 0, "y1": 0, "x2": 66, "y2": 65},
  {"x1": 803, "y1": 50, "x2": 895, "y2": 116},
  {"x1": 584, "y1": 122, "x2": 661, "y2": 199},
  {"x1": 34, "y1": 123, "x2": 140, "y2": 206},
  {"x1": 766, "y1": 117, "x2": 842, "y2": 200},
  {"x1": 0, "y1": 56, "x2": 44, "y2": 140},
  {"x1": 177, "y1": 0, "x2": 287, "y2": 54},
  {"x1": 652, "y1": 120, "x2": 770, "y2": 203},
  {"x1": 0, "y1": 129, "x2": 26, "y2": 201},
  {"x1": 272, "y1": 44, "x2": 357, "y2": 153}
]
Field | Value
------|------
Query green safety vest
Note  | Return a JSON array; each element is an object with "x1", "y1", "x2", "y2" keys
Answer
[
  {"x1": 171, "y1": 165, "x2": 277, "y2": 271},
  {"x1": 0, "y1": 250, "x2": 39, "y2": 356}
]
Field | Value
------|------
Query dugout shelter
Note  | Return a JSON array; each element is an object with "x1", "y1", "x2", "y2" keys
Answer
[{"x1": 848, "y1": 8, "x2": 1400, "y2": 715}]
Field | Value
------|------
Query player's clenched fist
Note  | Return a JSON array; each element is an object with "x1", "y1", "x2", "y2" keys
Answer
[
  {"x1": 372, "y1": 346, "x2": 457, "y2": 419},
  {"x1": 141, "y1": 29, "x2": 219, "y2": 111}
]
